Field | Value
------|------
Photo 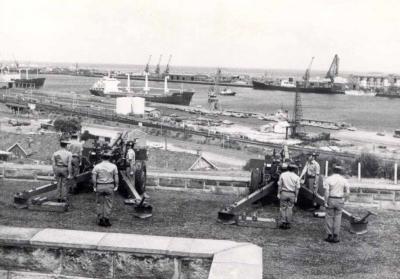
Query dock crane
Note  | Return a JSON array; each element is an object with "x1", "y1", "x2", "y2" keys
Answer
[
  {"x1": 303, "y1": 56, "x2": 314, "y2": 87},
  {"x1": 164, "y1": 55, "x2": 172, "y2": 76},
  {"x1": 154, "y1": 54, "x2": 163, "y2": 75},
  {"x1": 144, "y1": 55, "x2": 152, "y2": 74},
  {"x1": 326, "y1": 54, "x2": 339, "y2": 82}
]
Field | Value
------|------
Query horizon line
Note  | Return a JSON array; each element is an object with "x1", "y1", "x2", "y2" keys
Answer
[{"x1": 1, "y1": 59, "x2": 398, "y2": 75}]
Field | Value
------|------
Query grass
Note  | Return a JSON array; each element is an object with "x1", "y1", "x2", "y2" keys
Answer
[{"x1": 0, "y1": 180, "x2": 399, "y2": 278}]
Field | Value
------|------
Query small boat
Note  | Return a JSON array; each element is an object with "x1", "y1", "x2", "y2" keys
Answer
[
  {"x1": 376, "y1": 132, "x2": 385, "y2": 136},
  {"x1": 218, "y1": 87, "x2": 236, "y2": 96},
  {"x1": 345, "y1": 90, "x2": 377, "y2": 97}
]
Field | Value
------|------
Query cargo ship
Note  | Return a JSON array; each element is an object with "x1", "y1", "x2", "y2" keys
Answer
[
  {"x1": 0, "y1": 67, "x2": 45, "y2": 89},
  {"x1": 89, "y1": 75, "x2": 194, "y2": 106},
  {"x1": 252, "y1": 55, "x2": 347, "y2": 94}
]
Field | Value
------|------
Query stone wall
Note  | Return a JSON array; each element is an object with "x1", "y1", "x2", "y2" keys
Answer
[{"x1": 0, "y1": 226, "x2": 263, "y2": 279}]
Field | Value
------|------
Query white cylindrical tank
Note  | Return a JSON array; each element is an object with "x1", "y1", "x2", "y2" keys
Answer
[
  {"x1": 116, "y1": 97, "x2": 132, "y2": 115},
  {"x1": 131, "y1": 97, "x2": 145, "y2": 115}
]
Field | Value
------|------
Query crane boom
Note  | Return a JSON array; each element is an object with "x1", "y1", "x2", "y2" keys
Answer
[
  {"x1": 326, "y1": 54, "x2": 339, "y2": 82},
  {"x1": 303, "y1": 56, "x2": 314, "y2": 86},
  {"x1": 155, "y1": 54, "x2": 163, "y2": 75},
  {"x1": 164, "y1": 55, "x2": 172, "y2": 75},
  {"x1": 144, "y1": 55, "x2": 152, "y2": 74}
]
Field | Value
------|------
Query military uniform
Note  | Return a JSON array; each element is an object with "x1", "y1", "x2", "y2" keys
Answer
[
  {"x1": 323, "y1": 172, "x2": 350, "y2": 242},
  {"x1": 127, "y1": 147, "x2": 136, "y2": 175},
  {"x1": 277, "y1": 168, "x2": 300, "y2": 229},
  {"x1": 51, "y1": 147, "x2": 72, "y2": 201},
  {"x1": 68, "y1": 139, "x2": 83, "y2": 192},
  {"x1": 92, "y1": 158, "x2": 119, "y2": 226},
  {"x1": 301, "y1": 159, "x2": 320, "y2": 191}
]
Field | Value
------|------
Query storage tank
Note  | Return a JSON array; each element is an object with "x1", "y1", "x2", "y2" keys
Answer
[
  {"x1": 131, "y1": 97, "x2": 145, "y2": 115},
  {"x1": 116, "y1": 97, "x2": 132, "y2": 115}
]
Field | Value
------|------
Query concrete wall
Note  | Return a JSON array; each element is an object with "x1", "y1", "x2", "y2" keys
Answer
[{"x1": 0, "y1": 226, "x2": 263, "y2": 279}]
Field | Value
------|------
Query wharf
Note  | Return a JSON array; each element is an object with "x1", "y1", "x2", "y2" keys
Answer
[{"x1": 0, "y1": 92, "x2": 360, "y2": 161}]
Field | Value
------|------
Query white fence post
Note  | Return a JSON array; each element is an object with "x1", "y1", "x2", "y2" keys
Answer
[
  {"x1": 395, "y1": 163, "x2": 398, "y2": 185},
  {"x1": 358, "y1": 162, "x2": 361, "y2": 181},
  {"x1": 325, "y1": 161, "x2": 329, "y2": 177}
]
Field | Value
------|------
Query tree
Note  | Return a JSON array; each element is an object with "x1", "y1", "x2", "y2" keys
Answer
[{"x1": 53, "y1": 116, "x2": 81, "y2": 136}]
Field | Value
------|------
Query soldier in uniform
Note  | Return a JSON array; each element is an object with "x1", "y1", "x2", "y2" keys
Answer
[
  {"x1": 277, "y1": 163, "x2": 300, "y2": 229},
  {"x1": 92, "y1": 151, "x2": 119, "y2": 227},
  {"x1": 51, "y1": 139, "x2": 73, "y2": 202},
  {"x1": 323, "y1": 165, "x2": 350, "y2": 243},
  {"x1": 68, "y1": 133, "x2": 83, "y2": 193},
  {"x1": 126, "y1": 141, "x2": 136, "y2": 178},
  {"x1": 300, "y1": 152, "x2": 320, "y2": 206}
]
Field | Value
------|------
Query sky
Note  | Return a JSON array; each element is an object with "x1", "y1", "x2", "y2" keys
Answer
[{"x1": 0, "y1": 0, "x2": 399, "y2": 73}]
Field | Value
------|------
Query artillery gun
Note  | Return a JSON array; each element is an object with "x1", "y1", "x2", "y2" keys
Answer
[
  {"x1": 14, "y1": 130, "x2": 153, "y2": 218},
  {"x1": 218, "y1": 146, "x2": 375, "y2": 234}
]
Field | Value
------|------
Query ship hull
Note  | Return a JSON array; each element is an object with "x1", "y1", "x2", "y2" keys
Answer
[
  {"x1": 89, "y1": 90, "x2": 194, "y2": 106},
  {"x1": 252, "y1": 80, "x2": 344, "y2": 94},
  {"x1": 13, "y1": 78, "x2": 46, "y2": 89}
]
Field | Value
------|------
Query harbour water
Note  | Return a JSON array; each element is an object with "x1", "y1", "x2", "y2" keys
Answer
[{"x1": 39, "y1": 72, "x2": 400, "y2": 133}]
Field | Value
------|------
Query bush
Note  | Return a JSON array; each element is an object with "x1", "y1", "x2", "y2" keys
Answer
[
  {"x1": 351, "y1": 153, "x2": 380, "y2": 178},
  {"x1": 53, "y1": 116, "x2": 81, "y2": 135}
]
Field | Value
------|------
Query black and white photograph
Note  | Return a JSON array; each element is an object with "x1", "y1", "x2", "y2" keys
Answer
[{"x1": 0, "y1": 0, "x2": 399, "y2": 278}]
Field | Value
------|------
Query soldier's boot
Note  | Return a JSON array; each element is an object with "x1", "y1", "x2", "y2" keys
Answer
[
  {"x1": 104, "y1": 218, "x2": 112, "y2": 227},
  {"x1": 286, "y1": 223, "x2": 291, "y2": 229},
  {"x1": 324, "y1": 234, "x2": 333, "y2": 243},
  {"x1": 98, "y1": 218, "x2": 105, "y2": 227},
  {"x1": 332, "y1": 234, "x2": 340, "y2": 243}
]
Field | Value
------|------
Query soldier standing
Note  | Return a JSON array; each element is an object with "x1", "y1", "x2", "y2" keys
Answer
[
  {"x1": 126, "y1": 141, "x2": 136, "y2": 178},
  {"x1": 68, "y1": 133, "x2": 83, "y2": 193},
  {"x1": 51, "y1": 139, "x2": 73, "y2": 203},
  {"x1": 323, "y1": 165, "x2": 350, "y2": 243},
  {"x1": 300, "y1": 152, "x2": 320, "y2": 205},
  {"x1": 92, "y1": 151, "x2": 119, "y2": 227},
  {"x1": 277, "y1": 163, "x2": 300, "y2": 229}
]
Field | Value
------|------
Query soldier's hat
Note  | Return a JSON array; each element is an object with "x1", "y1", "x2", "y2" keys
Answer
[
  {"x1": 281, "y1": 163, "x2": 288, "y2": 169},
  {"x1": 309, "y1": 151, "x2": 318, "y2": 157},
  {"x1": 59, "y1": 137, "x2": 70, "y2": 145},
  {"x1": 127, "y1": 140, "x2": 136, "y2": 146},
  {"x1": 333, "y1": 165, "x2": 344, "y2": 171},
  {"x1": 101, "y1": 150, "x2": 113, "y2": 158},
  {"x1": 288, "y1": 163, "x2": 298, "y2": 170}
]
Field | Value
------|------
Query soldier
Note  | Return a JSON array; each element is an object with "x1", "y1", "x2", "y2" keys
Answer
[
  {"x1": 68, "y1": 133, "x2": 83, "y2": 193},
  {"x1": 323, "y1": 165, "x2": 350, "y2": 243},
  {"x1": 51, "y1": 139, "x2": 73, "y2": 203},
  {"x1": 277, "y1": 163, "x2": 300, "y2": 229},
  {"x1": 92, "y1": 151, "x2": 119, "y2": 227},
  {"x1": 126, "y1": 141, "x2": 136, "y2": 178},
  {"x1": 300, "y1": 152, "x2": 320, "y2": 206}
]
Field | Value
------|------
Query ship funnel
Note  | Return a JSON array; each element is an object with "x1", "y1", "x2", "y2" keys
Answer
[
  {"x1": 164, "y1": 76, "x2": 169, "y2": 94},
  {"x1": 126, "y1": 73, "x2": 131, "y2": 92},
  {"x1": 144, "y1": 72, "x2": 150, "y2": 94},
  {"x1": 26, "y1": 69, "x2": 29, "y2": 79}
]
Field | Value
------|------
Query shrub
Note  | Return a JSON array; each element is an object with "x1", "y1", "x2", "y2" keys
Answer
[
  {"x1": 351, "y1": 153, "x2": 380, "y2": 178},
  {"x1": 53, "y1": 116, "x2": 81, "y2": 135}
]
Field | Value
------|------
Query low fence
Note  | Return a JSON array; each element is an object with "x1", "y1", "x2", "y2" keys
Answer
[
  {"x1": 0, "y1": 163, "x2": 250, "y2": 195},
  {"x1": 1, "y1": 163, "x2": 399, "y2": 210}
]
